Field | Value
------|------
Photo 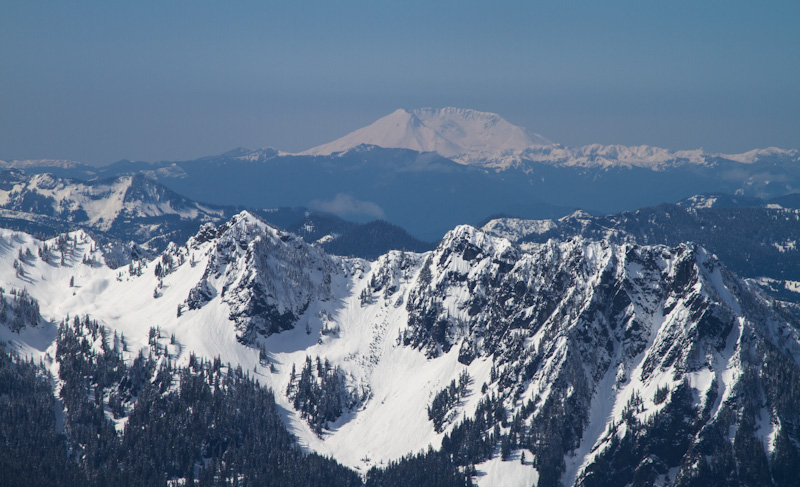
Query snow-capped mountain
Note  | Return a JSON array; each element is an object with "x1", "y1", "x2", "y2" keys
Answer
[
  {"x1": 90, "y1": 145, "x2": 567, "y2": 241},
  {"x1": 302, "y1": 107, "x2": 798, "y2": 171},
  {"x1": 509, "y1": 144, "x2": 709, "y2": 170},
  {"x1": 480, "y1": 196, "x2": 800, "y2": 306},
  {"x1": 404, "y1": 224, "x2": 800, "y2": 487},
  {"x1": 0, "y1": 169, "x2": 227, "y2": 250},
  {"x1": 10, "y1": 121, "x2": 800, "y2": 241},
  {"x1": 2, "y1": 171, "x2": 223, "y2": 230},
  {"x1": 0, "y1": 158, "x2": 86, "y2": 170},
  {"x1": 186, "y1": 215, "x2": 337, "y2": 343},
  {"x1": 3, "y1": 211, "x2": 800, "y2": 486},
  {"x1": 513, "y1": 144, "x2": 800, "y2": 171},
  {"x1": 303, "y1": 107, "x2": 553, "y2": 164},
  {"x1": 0, "y1": 168, "x2": 432, "y2": 262}
]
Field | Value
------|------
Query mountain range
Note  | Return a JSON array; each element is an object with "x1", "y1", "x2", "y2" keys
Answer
[
  {"x1": 0, "y1": 169, "x2": 431, "y2": 261},
  {"x1": 3, "y1": 107, "x2": 800, "y2": 487},
  {"x1": 5, "y1": 162, "x2": 800, "y2": 304},
  {"x1": 3, "y1": 210, "x2": 800, "y2": 486},
  {"x1": 0, "y1": 169, "x2": 225, "y2": 249},
  {"x1": 5, "y1": 108, "x2": 798, "y2": 241},
  {"x1": 481, "y1": 193, "x2": 800, "y2": 306},
  {"x1": 303, "y1": 107, "x2": 796, "y2": 171}
]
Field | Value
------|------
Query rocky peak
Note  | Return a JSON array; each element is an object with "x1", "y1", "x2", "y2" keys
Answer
[{"x1": 188, "y1": 211, "x2": 338, "y2": 343}]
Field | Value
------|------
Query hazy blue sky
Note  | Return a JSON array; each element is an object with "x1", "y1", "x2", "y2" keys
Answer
[{"x1": 2, "y1": 1, "x2": 799, "y2": 164}]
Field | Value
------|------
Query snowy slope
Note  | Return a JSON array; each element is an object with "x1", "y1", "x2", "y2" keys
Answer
[
  {"x1": 0, "y1": 170, "x2": 227, "y2": 251},
  {"x1": 3, "y1": 213, "x2": 800, "y2": 486},
  {"x1": 0, "y1": 215, "x2": 478, "y2": 474},
  {"x1": 0, "y1": 170, "x2": 223, "y2": 230},
  {"x1": 479, "y1": 203, "x2": 800, "y2": 310}
]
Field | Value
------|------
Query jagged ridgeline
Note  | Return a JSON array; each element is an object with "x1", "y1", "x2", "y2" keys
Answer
[
  {"x1": 402, "y1": 226, "x2": 800, "y2": 487},
  {"x1": 3, "y1": 209, "x2": 800, "y2": 487},
  {"x1": 0, "y1": 168, "x2": 432, "y2": 261},
  {"x1": 481, "y1": 199, "x2": 800, "y2": 306},
  {"x1": 0, "y1": 169, "x2": 228, "y2": 252},
  {"x1": 184, "y1": 217, "x2": 337, "y2": 342}
]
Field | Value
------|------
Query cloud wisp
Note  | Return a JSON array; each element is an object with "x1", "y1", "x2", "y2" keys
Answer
[{"x1": 309, "y1": 193, "x2": 385, "y2": 220}]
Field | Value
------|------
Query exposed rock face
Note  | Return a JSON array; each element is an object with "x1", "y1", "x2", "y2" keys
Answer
[
  {"x1": 400, "y1": 225, "x2": 800, "y2": 486},
  {"x1": 11, "y1": 208, "x2": 795, "y2": 486},
  {"x1": 193, "y1": 212, "x2": 336, "y2": 343}
]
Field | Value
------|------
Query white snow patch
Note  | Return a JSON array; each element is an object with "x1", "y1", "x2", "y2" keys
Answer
[{"x1": 474, "y1": 453, "x2": 539, "y2": 487}]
